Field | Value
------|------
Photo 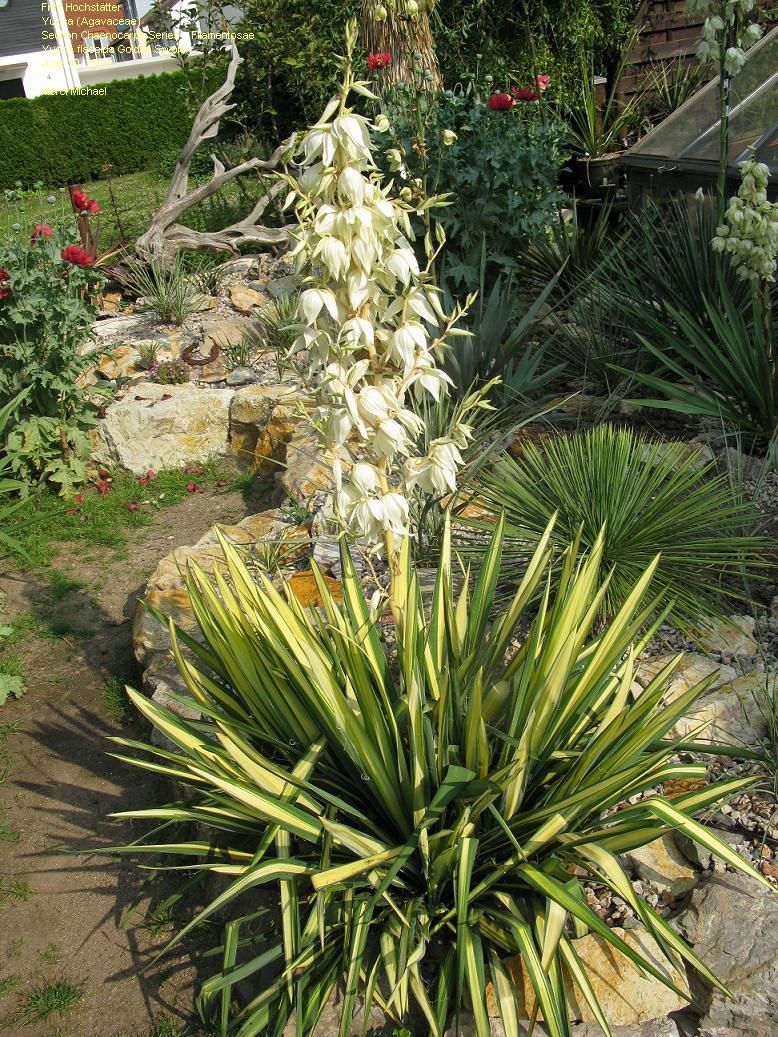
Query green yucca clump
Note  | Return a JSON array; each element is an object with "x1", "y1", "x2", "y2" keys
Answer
[
  {"x1": 106, "y1": 513, "x2": 770, "y2": 1036},
  {"x1": 474, "y1": 423, "x2": 769, "y2": 626}
]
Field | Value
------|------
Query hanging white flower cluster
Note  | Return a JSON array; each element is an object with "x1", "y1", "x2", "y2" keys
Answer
[
  {"x1": 686, "y1": 0, "x2": 763, "y2": 74},
  {"x1": 712, "y1": 157, "x2": 778, "y2": 282},
  {"x1": 283, "y1": 21, "x2": 472, "y2": 550}
]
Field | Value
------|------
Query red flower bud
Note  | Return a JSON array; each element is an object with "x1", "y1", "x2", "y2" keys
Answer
[{"x1": 0, "y1": 270, "x2": 11, "y2": 300}]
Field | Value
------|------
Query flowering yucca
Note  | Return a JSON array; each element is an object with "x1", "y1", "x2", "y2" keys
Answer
[
  {"x1": 713, "y1": 157, "x2": 778, "y2": 282},
  {"x1": 285, "y1": 19, "x2": 474, "y2": 556},
  {"x1": 687, "y1": 0, "x2": 763, "y2": 73}
]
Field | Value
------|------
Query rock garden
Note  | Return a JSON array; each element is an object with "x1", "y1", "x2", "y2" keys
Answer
[{"x1": 2, "y1": 4, "x2": 778, "y2": 1037}]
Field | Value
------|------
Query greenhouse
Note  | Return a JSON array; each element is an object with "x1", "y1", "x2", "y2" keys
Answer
[{"x1": 626, "y1": 23, "x2": 778, "y2": 199}]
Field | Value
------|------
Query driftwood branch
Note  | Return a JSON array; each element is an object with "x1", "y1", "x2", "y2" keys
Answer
[{"x1": 136, "y1": 45, "x2": 296, "y2": 264}]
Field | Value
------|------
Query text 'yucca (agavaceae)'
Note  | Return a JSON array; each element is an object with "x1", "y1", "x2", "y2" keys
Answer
[{"x1": 108, "y1": 516, "x2": 771, "y2": 1037}]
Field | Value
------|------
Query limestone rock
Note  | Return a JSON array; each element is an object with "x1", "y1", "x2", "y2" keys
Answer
[
  {"x1": 282, "y1": 427, "x2": 333, "y2": 501},
  {"x1": 230, "y1": 285, "x2": 266, "y2": 314},
  {"x1": 486, "y1": 929, "x2": 687, "y2": 1026},
  {"x1": 630, "y1": 652, "x2": 771, "y2": 742},
  {"x1": 229, "y1": 385, "x2": 294, "y2": 470},
  {"x1": 92, "y1": 313, "x2": 157, "y2": 341},
  {"x1": 625, "y1": 833, "x2": 699, "y2": 897},
  {"x1": 133, "y1": 586, "x2": 197, "y2": 665},
  {"x1": 143, "y1": 509, "x2": 290, "y2": 598},
  {"x1": 93, "y1": 381, "x2": 233, "y2": 475},
  {"x1": 98, "y1": 290, "x2": 123, "y2": 313},
  {"x1": 191, "y1": 293, "x2": 218, "y2": 312},
  {"x1": 253, "y1": 404, "x2": 299, "y2": 477},
  {"x1": 476, "y1": 1020, "x2": 682, "y2": 1037},
  {"x1": 226, "y1": 367, "x2": 262, "y2": 386},
  {"x1": 288, "y1": 571, "x2": 342, "y2": 608},
  {"x1": 674, "y1": 871, "x2": 778, "y2": 1037},
  {"x1": 97, "y1": 345, "x2": 141, "y2": 380},
  {"x1": 698, "y1": 614, "x2": 757, "y2": 656},
  {"x1": 230, "y1": 384, "x2": 284, "y2": 427},
  {"x1": 196, "y1": 358, "x2": 229, "y2": 383},
  {"x1": 677, "y1": 671, "x2": 773, "y2": 744},
  {"x1": 218, "y1": 255, "x2": 262, "y2": 277},
  {"x1": 135, "y1": 508, "x2": 293, "y2": 668},
  {"x1": 202, "y1": 316, "x2": 249, "y2": 352},
  {"x1": 632, "y1": 652, "x2": 736, "y2": 703},
  {"x1": 266, "y1": 274, "x2": 300, "y2": 300}
]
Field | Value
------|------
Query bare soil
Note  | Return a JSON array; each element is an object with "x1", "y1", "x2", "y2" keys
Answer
[{"x1": 0, "y1": 485, "x2": 259, "y2": 1037}]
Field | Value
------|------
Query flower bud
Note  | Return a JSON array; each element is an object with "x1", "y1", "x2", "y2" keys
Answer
[
  {"x1": 407, "y1": 0, "x2": 418, "y2": 15},
  {"x1": 442, "y1": 129, "x2": 457, "y2": 145},
  {"x1": 374, "y1": 113, "x2": 391, "y2": 133},
  {"x1": 46, "y1": 195, "x2": 56, "y2": 204},
  {"x1": 375, "y1": 3, "x2": 388, "y2": 21},
  {"x1": 400, "y1": 186, "x2": 413, "y2": 201}
]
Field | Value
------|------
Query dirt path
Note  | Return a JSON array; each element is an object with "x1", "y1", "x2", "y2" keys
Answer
[{"x1": 0, "y1": 486, "x2": 260, "y2": 1037}]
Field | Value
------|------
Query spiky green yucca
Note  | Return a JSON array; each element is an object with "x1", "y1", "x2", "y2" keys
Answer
[
  {"x1": 474, "y1": 424, "x2": 768, "y2": 626},
  {"x1": 108, "y1": 517, "x2": 769, "y2": 1037}
]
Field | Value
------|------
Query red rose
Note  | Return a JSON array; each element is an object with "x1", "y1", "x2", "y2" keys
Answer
[
  {"x1": 62, "y1": 245, "x2": 93, "y2": 267},
  {"x1": 0, "y1": 270, "x2": 11, "y2": 300},
  {"x1": 31, "y1": 223, "x2": 53, "y2": 242},
  {"x1": 368, "y1": 51, "x2": 391, "y2": 70},
  {"x1": 488, "y1": 92, "x2": 515, "y2": 110},
  {"x1": 71, "y1": 189, "x2": 89, "y2": 211}
]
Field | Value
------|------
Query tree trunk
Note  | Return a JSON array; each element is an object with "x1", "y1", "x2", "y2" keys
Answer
[{"x1": 361, "y1": 0, "x2": 442, "y2": 91}]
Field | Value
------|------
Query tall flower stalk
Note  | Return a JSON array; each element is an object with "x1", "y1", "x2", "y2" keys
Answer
[
  {"x1": 713, "y1": 155, "x2": 778, "y2": 361},
  {"x1": 284, "y1": 19, "x2": 473, "y2": 613},
  {"x1": 687, "y1": 0, "x2": 764, "y2": 218}
]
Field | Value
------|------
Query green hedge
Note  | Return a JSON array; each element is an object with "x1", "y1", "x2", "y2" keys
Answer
[{"x1": 0, "y1": 71, "x2": 195, "y2": 189}]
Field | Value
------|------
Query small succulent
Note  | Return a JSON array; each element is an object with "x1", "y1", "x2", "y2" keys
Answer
[{"x1": 147, "y1": 358, "x2": 191, "y2": 385}]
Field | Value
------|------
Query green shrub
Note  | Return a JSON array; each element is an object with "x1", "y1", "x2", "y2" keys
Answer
[
  {"x1": 473, "y1": 424, "x2": 769, "y2": 626},
  {"x1": 234, "y1": 0, "x2": 359, "y2": 140},
  {"x1": 0, "y1": 221, "x2": 106, "y2": 492},
  {"x1": 108, "y1": 519, "x2": 769, "y2": 1035},
  {"x1": 0, "y1": 71, "x2": 203, "y2": 189},
  {"x1": 378, "y1": 84, "x2": 569, "y2": 285},
  {"x1": 117, "y1": 253, "x2": 201, "y2": 326},
  {"x1": 232, "y1": 0, "x2": 641, "y2": 139},
  {"x1": 628, "y1": 281, "x2": 778, "y2": 444},
  {"x1": 439, "y1": 275, "x2": 564, "y2": 405}
]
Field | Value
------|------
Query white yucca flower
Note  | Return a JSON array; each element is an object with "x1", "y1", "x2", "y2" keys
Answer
[
  {"x1": 284, "y1": 22, "x2": 472, "y2": 555},
  {"x1": 688, "y1": 0, "x2": 763, "y2": 68}
]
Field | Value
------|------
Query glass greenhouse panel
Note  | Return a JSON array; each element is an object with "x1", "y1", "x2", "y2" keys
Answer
[{"x1": 628, "y1": 24, "x2": 778, "y2": 176}]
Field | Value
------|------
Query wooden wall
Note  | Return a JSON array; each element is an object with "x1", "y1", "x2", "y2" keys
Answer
[{"x1": 621, "y1": 1, "x2": 708, "y2": 101}]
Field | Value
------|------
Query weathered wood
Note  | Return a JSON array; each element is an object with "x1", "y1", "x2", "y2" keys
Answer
[{"x1": 136, "y1": 45, "x2": 296, "y2": 265}]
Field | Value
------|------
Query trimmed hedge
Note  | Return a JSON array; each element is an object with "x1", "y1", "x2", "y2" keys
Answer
[{"x1": 0, "y1": 71, "x2": 195, "y2": 188}]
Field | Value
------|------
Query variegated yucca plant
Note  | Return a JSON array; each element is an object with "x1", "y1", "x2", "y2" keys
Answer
[{"x1": 109, "y1": 517, "x2": 770, "y2": 1037}]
